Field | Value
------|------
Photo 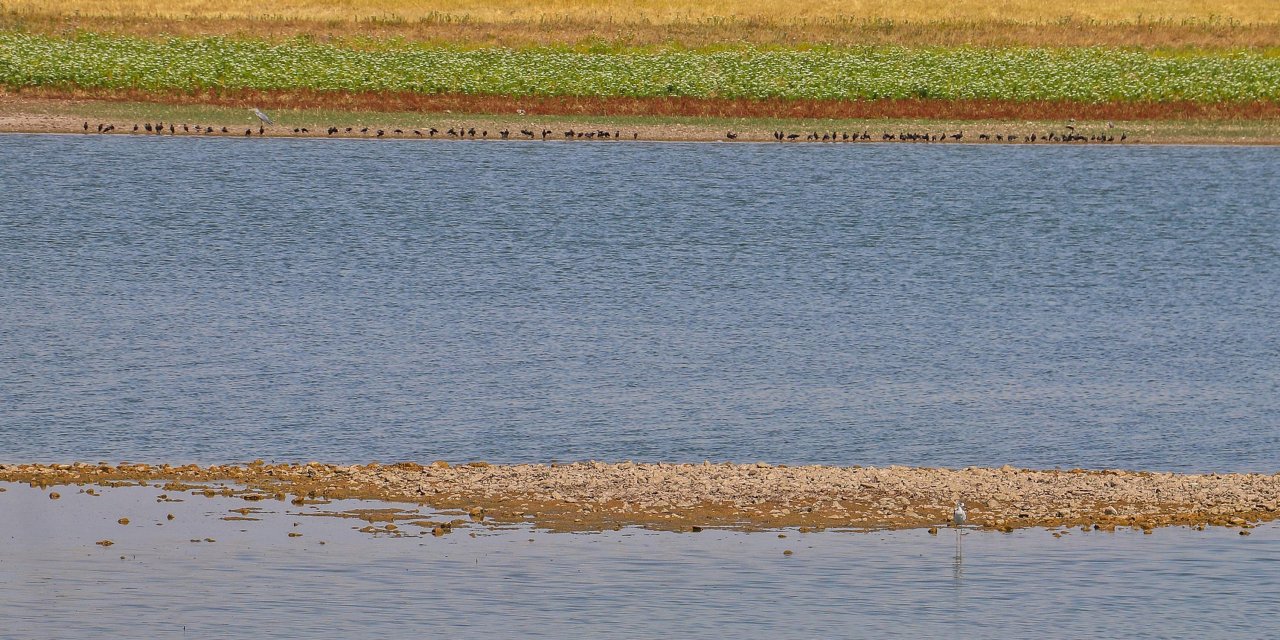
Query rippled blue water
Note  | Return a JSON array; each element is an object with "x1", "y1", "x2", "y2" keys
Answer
[{"x1": 1, "y1": 134, "x2": 1277, "y2": 470}]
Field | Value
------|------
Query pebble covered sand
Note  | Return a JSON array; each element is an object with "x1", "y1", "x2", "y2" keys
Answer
[{"x1": 4, "y1": 461, "x2": 1279, "y2": 534}]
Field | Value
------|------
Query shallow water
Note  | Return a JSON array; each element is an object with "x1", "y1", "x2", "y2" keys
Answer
[
  {"x1": 1, "y1": 135, "x2": 1278, "y2": 470},
  {"x1": 2, "y1": 482, "x2": 1278, "y2": 638}
]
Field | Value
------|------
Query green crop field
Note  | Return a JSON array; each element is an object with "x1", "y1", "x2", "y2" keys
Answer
[{"x1": 2, "y1": 33, "x2": 1278, "y2": 103}]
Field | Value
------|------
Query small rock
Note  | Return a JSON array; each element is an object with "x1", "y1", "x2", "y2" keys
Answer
[
  {"x1": 927, "y1": 527, "x2": 938, "y2": 535},
  {"x1": 1240, "y1": 530, "x2": 1251, "y2": 536},
  {"x1": 1103, "y1": 506, "x2": 1119, "y2": 516},
  {"x1": 49, "y1": 492, "x2": 60, "y2": 500},
  {"x1": 783, "y1": 550, "x2": 793, "y2": 555},
  {"x1": 117, "y1": 517, "x2": 129, "y2": 525},
  {"x1": 95, "y1": 540, "x2": 113, "y2": 547}
]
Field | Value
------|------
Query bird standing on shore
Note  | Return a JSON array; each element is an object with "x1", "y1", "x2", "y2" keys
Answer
[
  {"x1": 953, "y1": 501, "x2": 967, "y2": 527},
  {"x1": 253, "y1": 108, "x2": 273, "y2": 126}
]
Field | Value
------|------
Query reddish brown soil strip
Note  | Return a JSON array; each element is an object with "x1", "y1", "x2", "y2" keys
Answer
[
  {"x1": 4, "y1": 461, "x2": 1278, "y2": 534},
  {"x1": 8, "y1": 87, "x2": 1280, "y2": 121}
]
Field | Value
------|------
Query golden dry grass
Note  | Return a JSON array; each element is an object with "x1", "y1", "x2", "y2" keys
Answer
[
  {"x1": 10, "y1": 5, "x2": 1280, "y2": 47},
  {"x1": 9, "y1": 0, "x2": 1280, "y2": 24},
  {"x1": 8, "y1": 8, "x2": 1280, "y2": 48}
]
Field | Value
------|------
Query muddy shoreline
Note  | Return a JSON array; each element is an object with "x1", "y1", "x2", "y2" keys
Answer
[
  {"x1": 4, "y1": 461, "x2": 1277, "y2": 534},
  {"x1": 4, "y1": 94, "x2": 1280, "y2": 145}
]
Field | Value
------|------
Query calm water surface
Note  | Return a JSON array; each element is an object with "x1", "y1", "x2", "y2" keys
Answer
[
  {"x1": 3, "y1": 482, "x2": 1279, "y2": 638},
  {"x1": 1, "y1": 134, "x2": 1278, "y2": 470}
]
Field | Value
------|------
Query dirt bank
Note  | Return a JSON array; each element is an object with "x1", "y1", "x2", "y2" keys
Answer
[{"x1": 4, "y1": 93, "x2": 1280, "y2": 145}]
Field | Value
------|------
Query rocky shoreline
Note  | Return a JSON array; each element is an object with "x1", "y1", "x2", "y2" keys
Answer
[{"x1": 3, "y1": 461, "x2": 1278, "y2": 534}]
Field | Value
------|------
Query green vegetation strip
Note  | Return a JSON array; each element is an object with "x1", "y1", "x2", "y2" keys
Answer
[{"x1": 2, "y1": 32, "x2": 1279, "y2": 102}]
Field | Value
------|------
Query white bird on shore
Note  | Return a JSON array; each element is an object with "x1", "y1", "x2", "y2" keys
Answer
[
  {"x1": 252, "y1": 108, "x2": 273, "y2": 125},
  {"x1": 953, "y1": 501, "x2": 967, "y2": 527}
]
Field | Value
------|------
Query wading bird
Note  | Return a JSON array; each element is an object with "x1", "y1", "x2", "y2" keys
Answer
[{"x1": 253, "y1": 108, "x2": 273, "y2": 126}]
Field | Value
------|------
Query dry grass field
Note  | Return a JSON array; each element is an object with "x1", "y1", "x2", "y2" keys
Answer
[
  {"x1": 10, "y1": 0, "x2": 1279, "y2": 24},
  {"x1": 6, "y1": 1, "x2": 1280, "y2": 47},
  {"x1": 4, "y1": 1, "x2": 1277, "y2": 129}
]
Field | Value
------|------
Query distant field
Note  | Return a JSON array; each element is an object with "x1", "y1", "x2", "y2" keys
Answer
[
  {"x1": 5, "y1": 1, "x2": 1280, "y2": 48},
  {"x1": 3, "y1": 33, "x2": 1277, "y2": 103},
  {"x1": 7, "y1": 0, "x2": 1278, "y2": 24}
]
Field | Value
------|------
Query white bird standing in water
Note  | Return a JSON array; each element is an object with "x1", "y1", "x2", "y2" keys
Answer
[
  {"x1": 953, "y1": 500, "x2": 967, "y2": 564},
  {"x1": 252, "y1": 108, "x2": 273, "y2": 125}
]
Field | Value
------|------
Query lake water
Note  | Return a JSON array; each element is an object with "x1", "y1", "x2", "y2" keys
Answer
[
  {"x1": 3, "y1": 481, "x2": 1279, "y2": 638},
  {"x1": 1, "y1": 134, "x2": 1278, "y2": 471}
]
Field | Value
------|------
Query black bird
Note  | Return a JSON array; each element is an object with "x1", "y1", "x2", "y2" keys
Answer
[
  {"x1": 169, "y1": 124, "x2": 175, "y2": 134},
  {"x1": 259, "y1": 125, "x2": 265, "y2": 135},
  {"x1": 83, "y1": 121, "x2": 88, "y2": 131},
  {"x1": 145, "y1": 123, "x2": 153, "y2": 132},
  {"x1": 468, "y1": 128, "x2": 476, "y2": 137},
  {"x1": 293, "y1": 128, "x2": 301, "y2": 133},
  {"x1": 726, "y1": 131, "x2": 738, "y2": 140},
  {"x1": 346, "y1": 127, "x2": 353, "y2": 133},
  {"x1": 447, "y1": 128, "x2": 458, "y2": 136},
  {"x1": 97, "y1": 123, "x2": 104, "y2": 132},
  {"x1": 221, "y1": 127, "x2": 228, "y2": 133},
  {"x1": 377, "y1": 130, "x2": 385, "y2": 137},
  {"x1": 429, "y1": 128, "x2": 438, "y2": 136},
  {"x1": 183, "y1": 124, "x2": 189, "y2": 132},
  {"x1": 520, "y1": 129, "x2": 534, "y2": 137},
  {"x1": 414, "y1": 130, "x2": 422, "y2": 136},
  {"x1": 394, "y1": 129, "x2": 403, "y2": 134},
  {"x1": 500, "y1": 129, "x2": 510, "y2": 139},
  {"x1": 786, "y1": 133, "x2": 800, "y2": 141},
  {"x1": 133, "y1": 124, "x2": 139, "y2": 132},
  {"x1": 565, "y1": 130, "x2": 574, "y2": 138},
  {"x1": 360, "y1": 127, "x2": 369, "y2": 134},
  {"x1": 244, "y1": 129, "x2": 251, "y2": 136}
]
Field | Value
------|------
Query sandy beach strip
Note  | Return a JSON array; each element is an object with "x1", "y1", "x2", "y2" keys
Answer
[{"x1": 4, "y1": 461, "x2": 1278, "y2": 534}]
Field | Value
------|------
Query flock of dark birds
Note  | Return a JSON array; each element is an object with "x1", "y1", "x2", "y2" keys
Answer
[
  {"x1": 76, "y1": 110, "x2": 1128, "y2": 144},
  {"x1": 77, "y1": 120, "x2": 640, "y2": 140}
]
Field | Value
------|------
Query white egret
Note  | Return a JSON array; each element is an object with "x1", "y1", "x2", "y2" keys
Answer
[
  {"x1": 252, "y1": 108, "x2": 274, "y2": 125},
  {"x1": 953, "y1": 500, "x2": 967, "y2": 565}
]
